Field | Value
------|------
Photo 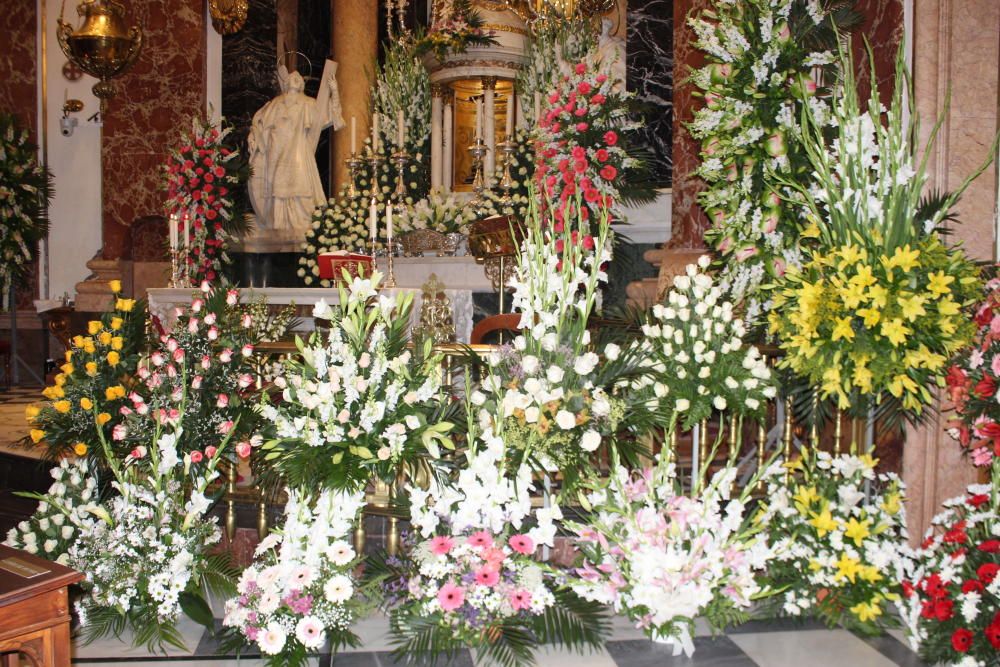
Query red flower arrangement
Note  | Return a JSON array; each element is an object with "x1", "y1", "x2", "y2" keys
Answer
[
  {"x1": 899, "y1": 485, "x2": 1000, "y2": 665},
  {"x1": 533, "y1": 56, "x2": 650, "y2": 234},
  {"x1": 163, "y1": 117, "x2": 249, "y2": 285},
  {"x1": 945, "y1": 274, "x2": 1000, "y2": 469}
]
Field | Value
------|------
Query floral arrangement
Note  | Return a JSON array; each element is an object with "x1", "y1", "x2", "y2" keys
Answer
[
  {"x1": 62, "y1": 388, "x2": 236, "y2": 649},
  {"x1": 369, "y1": 429, "x2": 608, "y2": 667},
  {"x1": 0, "y1": 112, "x2": 53, "y2": 298},
  {"x1": 768, "y1": 48, "x2": 985, "y2": 423},
  {"x1": 898, "y1": 483, "x2": 1000, "y2": 667},
  {"x1": 473, "y1": 198, "x2": 659, "y2": 481},
  {"x1": 4, "y1": 457, "x2": 98, "y2": 567},
  {"x1": 516, "y1": 17, "x2": 596, "y2": 128},
  {"x1": 28, "y1": 282, "x2": 145, "y2": 460},
  {"x1": 754, "y1": 451, "x2": 909, "y2": 635},
  {"x1": 414, "y1": 0, "x2": 495, "y2": 60},
  {"x1": 945, "y1": 274, "x2": 1000, "y2": 468},
  {"x1": 116, "y1": 284, "x2": 264, "y2": 461},
  {"x1": 223, "y1": 488, "x2": 367, "y2": 666},
  {"x1": 634, "y1": 256, "x2": 775, "y2": 430},
  {"x1": 688, "y1": 0, "x2": 855, "y2": 320},
  {"x1": 260, "y1": 270, "x2": 453, "y2": 491},
  {"x1": 163, "y1": 116, "x2": 249, "y2": 285},
  {"x1": 567, "y1": 458, "x2": 779, "y2": 656},
  {"x1": 535, "y1": 53, "x2": 651, "y2": 225},
  {"x1": 397, "y1": 189, "x2": 477, "y2": 235}
]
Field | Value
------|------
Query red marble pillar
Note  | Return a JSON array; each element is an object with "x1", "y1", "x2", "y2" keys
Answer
[
  {"x1": 852, "y1": 0, "x2": 905, "y2": 107},
  {"x1": 100, "y1": 0, "x2": 207, "y2": 261},
  {"x1": 669, "y1": 0, "x2": 711, "y2": 249},
  {"x1": 0, "y1": 2, "x2": 38, "y2": 136}
]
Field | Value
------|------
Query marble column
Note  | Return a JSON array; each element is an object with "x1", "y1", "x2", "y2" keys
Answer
[
  {"x1": 482, "y1": 76, "x2": 497, "y2": 187},
  {"x1": 430, "y1": 85, "x2": 445, "y2": 191},
  {"x1": 904, "y1": 0, "x2": 1000, "y2": 540},
  {"x1": 443, "y1": 91, "x2": 454, "y2": 193},
  {"x1": 331, "y1": 0, "x2": 378, "y2": 194}
]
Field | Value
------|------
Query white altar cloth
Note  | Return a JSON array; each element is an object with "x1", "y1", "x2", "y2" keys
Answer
[{"x1": 147, "y1": 286, "x2": 475, "y2": 343}]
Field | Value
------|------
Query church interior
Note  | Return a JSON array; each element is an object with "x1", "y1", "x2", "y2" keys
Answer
[{"x1": 0, "y1": 1, "x2": 999, "y2": 666}]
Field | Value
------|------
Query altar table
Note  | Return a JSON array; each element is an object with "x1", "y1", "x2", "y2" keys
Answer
[{"x1": 0, "y1": 544, "x2": 82, "y2": 667}]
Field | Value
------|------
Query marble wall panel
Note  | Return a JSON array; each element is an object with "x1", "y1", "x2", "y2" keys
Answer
[
  {"x1": 0, "y1": 0, "x2": 37, "y2": 135},
  {"x1": 852, "y1": 0, "x2": 904, "y2": 107},
  {"x1": 626, "y1": 0, "x2": 672, "y2": 187},
  {"x1": 101, "y1": 0, "x2": 206, "y2": 260},
  {"x1": 223, "y1": 0, "x2": 280, "y2": 153},
  {"x1": 296, "y1": 0, "x2": 332, "y2": 194}
]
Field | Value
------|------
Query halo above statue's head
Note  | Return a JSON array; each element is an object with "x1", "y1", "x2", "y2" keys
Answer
[{"x1": 277, "y1": 50, "x2": 314, "y2": 87}]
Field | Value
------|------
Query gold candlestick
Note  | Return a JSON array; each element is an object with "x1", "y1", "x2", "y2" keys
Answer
[
  {"x1": 497, "y1": 138, "x2": 516, "y2": 204},
  {"x1": 345, "y1": 152, "x2": 364, "y2": 199},
  {"x1": 468, "y1": 137, "x2": 489, "y2": 205}
]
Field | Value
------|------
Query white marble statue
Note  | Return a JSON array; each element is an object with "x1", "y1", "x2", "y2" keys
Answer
[
  {"x1": 247, "y1": 59, "x2": 345, "y2": 245},
  {"x1": 597, "y1": 18, "x2": 626, "y2": 91}
]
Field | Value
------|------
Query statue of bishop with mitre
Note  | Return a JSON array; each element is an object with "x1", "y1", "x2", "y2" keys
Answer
[{"x1": 246, "y1": 59, "x2": 345, "y2": 249}]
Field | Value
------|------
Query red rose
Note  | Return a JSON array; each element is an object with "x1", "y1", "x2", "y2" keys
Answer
[
  {"x1": 978, "y1": 539, "x2": 1000, "y2": 553},
  {"x1": 596, "y1": 149, "x2": 609, "y2": 163},
  {"x1": 577, "y1": 81, "x2": 592, "y2": 95},
  {"x1": 590, "y1": 94, "x2": 606, "y2": 105},
  {"x1": 978, "y1": 562, "x2": 999, "y2": 584},
  {"x1": 951, "y1": 628, "x2": 974, "y2": 652},
  {"x1": 976, "y1": 304, "x2": 994, "y2": 326},
  {"x1": 600, "y1": 165, "x2": 618, "y2": 181},
  {"x1": 974, "y1": 374, "x2": 997, "y2": 398},
  {"x1": 575, "y1": 63, "x2": 586, "y2": 75},
  {"x1": 986, "y1": 612, "x2": 1000, "y2": 649},
  {"x1": 603, "y1": 130, "x2": 618, "y2": 146}
]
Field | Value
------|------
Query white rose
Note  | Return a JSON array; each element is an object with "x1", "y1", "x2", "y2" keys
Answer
[
  {"x1": 555, "y1": 410, "x2": 576, "y2": 430},
  {"x1": 546, "y1": 366, "x2": 565, "y2": 383},
  {"x1": 405, "y1": 415, "x2": 421, "y2": 430},
  {"x1": 676, "y1": 399, "x2": 690, "y2": 412},
  {"x1": 43, "y1": 539, "x2": 57, "y2": 553},
  {"x1": 713, "y1": 396, "x2": 727, "y2": 410},
  {"x1": 574, "y1": 352, "x2": 599, "y2": 376},
  {"x1": 605, "y1": 343, "x2": 621, "y2": 361},
  {"x1": 521, "y1": 355, "x2": 539, "y2": 374},
  {"x1": 61, "y1": 526, "x2": 74, "y2": 540},
  {"x1": 581, "y1": 430, "x2": 602, "y2": 452}
]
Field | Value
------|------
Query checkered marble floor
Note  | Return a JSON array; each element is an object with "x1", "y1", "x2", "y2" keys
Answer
[{"x1": 70, "y1": 613, "x2": 930, "y2": 666}]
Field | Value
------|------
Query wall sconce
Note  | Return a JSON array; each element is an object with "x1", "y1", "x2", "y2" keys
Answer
[{"x1": 56, "y1": 0, "x2": 143, "y2": 112}]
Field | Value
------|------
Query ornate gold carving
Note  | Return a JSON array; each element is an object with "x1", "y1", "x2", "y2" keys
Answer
[
  {"x1": 435, "y1": 59, "x2": 523, "y2": 72},
  {"x1": 481, "y1": 75, "x2": 498, "y2": 90},
  {"x1": 209, "y1": 0, "x2": 248, "y2": 35},
  {"x1": 481, "y1": 22, "x2": 530, "y2": 36}
]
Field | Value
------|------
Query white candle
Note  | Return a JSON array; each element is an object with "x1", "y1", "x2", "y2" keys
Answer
[
  {"x1": 169, "y1": 213, "x2": 178, "y2": 251},
  {"x1": 369, "y1": 200, "x2": 377, "y2": 247},
  {"x1": 534, "y1": 92, "x2": 541, "y2": 122},
  {"x1": 372, "y1": 113, "x2": 380, "y2": 153},
  {"x1": 505, "y1": 93, "x2": 514, "y2": 139},
  {"x1": 386, "y1": 205, "x2": 394, "y2": 246},
  {"x1": 182, "y1": 214, "x2": 189, "y2": 249},
  {"x1": 475, "y1": 98, "x2": 483, "y2": 140},
  {"x1": 351, "y1": 116, "x2": 357, "y2": 154},
  {"x1": 397, "y1": 109, "x2": 405, "y2": 147}
]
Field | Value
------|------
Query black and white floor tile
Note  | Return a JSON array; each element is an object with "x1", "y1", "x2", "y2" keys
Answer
[{"x1": 70, "y1": 613, "x2": 931, "y2": 666}]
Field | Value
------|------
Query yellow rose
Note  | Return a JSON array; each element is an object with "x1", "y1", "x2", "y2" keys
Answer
[
  {"x1": 25, "y1": 405, "x2": 39, "y2": 422},
  {"x1": 54, "y1": 373, "x2": 66, "y2": 387},
  {"x1": 107, "y1": 351, "x2": 120, "y2": 366},
  {"x1": 96, "y1": 412, "x2": 111, "y2": 426},
  {"x1": 80, "y1": 397, "x2": 93, "y2": 410},
  {"x1": 87, "y1": 320, "x2": 102, "y2": 335},
  {"x1": 85, "y1": 361, "x2": 98, "y2": 376},
  {"x1": 104, "y1": 385, "x2": 125, "y2": 400},
  {"x1": 53, "y1": 400, "x2": 71, "y2": 414},
  {"x1": 83, "y1": 339, "x2": 96, "y2": 354},
  {"x1": 42, "y1": 385, "x2": 64, "y2": 400},
  {"x1": 30, "y1": 429, "x2": 46, "y2": 443},
  {"x1": 115, "y1": 298, "x2": 135, "y2": 312},
  {"x1": 109, "y1": 280, "x2": 122, "y2": 293},
  {"x1": 73, "y1": 442, "x2": 88, "y2": 456},
  {"x1": 111, "y1": 336, "x2": 124, "y2": 351},
  {"x1": 72, "y1": 335, "x2": 84, "y2": 348},
  {"x1": 60, "y1": 362, "x2": 74, "y2": 376},
  {"x1": 65, "y1": 350, "x2": 73, "y2": 362},
  {"x1": 98, "y1": 331, "x2": 112, "y2": 346},
  {"x1": 110, "y1": 317, "x2": 124, "y2": 331}
]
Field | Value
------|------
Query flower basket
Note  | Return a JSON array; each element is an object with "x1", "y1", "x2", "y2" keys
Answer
[
  {"x1": 317, "y1": 253, "x2": 374, "y2": 283},
  {"x1": 398, "y1": 229, "x2": 465, "y2": 257},
  {"x1": 467, "y1": 215, "x2": 523, "y2": 259}
]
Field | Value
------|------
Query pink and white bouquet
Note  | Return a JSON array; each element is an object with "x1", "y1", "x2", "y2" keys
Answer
[
  {"x1": 223, "y1": 488, "x2": 366, "y2": 667},
  {"x1": 566, "y1": 458, "x2": 778, "y2": 657},
  {"x1": 370, "y1": 430, "x2": 608, "y2": 667},
  {"x1": 163, "y1": 116, "x2": 248, "y2": 285},
  {"x1": 898, "y1": 484, "x2": 1000, "y2": 667}
]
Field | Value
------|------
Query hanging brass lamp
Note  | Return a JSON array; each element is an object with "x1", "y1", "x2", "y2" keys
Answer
[{"x1": 56, "y1": 0, "x2": 143, "y2": 112}]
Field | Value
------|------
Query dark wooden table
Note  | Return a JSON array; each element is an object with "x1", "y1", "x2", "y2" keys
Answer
[{"x1": 0, "y1": 544, "x2": 82, "y2": 666}]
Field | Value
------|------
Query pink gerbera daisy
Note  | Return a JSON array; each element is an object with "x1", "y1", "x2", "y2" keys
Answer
[
  {"x1": 438, "y1": 582, "x2": 465, "y2": 611},
  {"x1": 430, "y1": 535, "x2": 455, "y2": 556},
  {"x1": 509, "y1": 534, "x2": 535, "y2": 555}
]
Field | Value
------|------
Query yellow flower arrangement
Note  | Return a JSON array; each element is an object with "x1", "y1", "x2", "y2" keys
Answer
[{"x1": 769, "y1": 235, "x2": 980, "y2": 417}]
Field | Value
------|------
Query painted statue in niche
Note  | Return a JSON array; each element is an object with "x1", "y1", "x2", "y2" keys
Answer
[{"x1": 247, "y1": 60, "x2": 345, "y2": 246}]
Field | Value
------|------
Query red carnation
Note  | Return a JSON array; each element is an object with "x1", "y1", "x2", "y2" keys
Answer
[
  {"x1": 584, "y1": 188, "x2": 600, "y2": 203},
  {"x1": 978, "y1": 539, "x2": 1000, "y2": 553},
  {"x1": 577, "y1": 81, "x2": 592, "y2": 95},
  {"x1": 962, "y1": 579, "x2": 985, "y2": 594},
  {"x1": 603, "y1": 130, "x2": 619, "y2": 146},
  {"x1": 590, "y1": 94, "x2": 606, "y2": 105},
  {"x1": 986, "y1": 612, "x2": 1000, "y2": 649},
  {"x1": 978, "y1": 562, "x2": 999, "y2": 584},
  {"x1": 596, "y1": 149, "x2": 609, "y2": 163},
  {"x1": 968, "y1": 493, "x2": 990, "y2": 508},
  {"x1": 574, "y1": 160, "x2": 588, "y2": 173},
  {"x1": 951, "y1": 628, "x2": 974, "y2": 653},
  {"x1": 600, "y1": 165, "x2": 618, "y2": 181},
  {"x1": 575, "y1": 63, "x2": 586, "y2": 75},
  {"x1": 571, "y1": 146, "x2": 586, "y2": 160}
]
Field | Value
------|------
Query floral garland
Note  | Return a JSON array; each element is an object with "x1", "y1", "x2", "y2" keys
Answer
[
  {"x1": 535, "y1": 54, "x2": 650, "y2": 226},
  {"x1": 163, "y1": 116, "x2": 249, "y2": 285},
  {"x1": 754, "y1": 451, "x2": 910, "y2": 635},
  {"x1": 945, "y1": 274, "x2": 1000, "y2": 468},
  {"x1": 0, "y1": 112, "x2": 53, "y2": 297},
  {"x1": 688, "y1": 0, "x2": 849, "y2": 321},
  {"x1": 899, "y1": 484, "x2": 1000, "y2": 667},
  {"x1": 223, "y1": 488, "x2": 366, "y2": 666}
]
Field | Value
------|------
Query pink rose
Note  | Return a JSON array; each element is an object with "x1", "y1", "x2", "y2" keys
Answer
[
  {"x1": 218, "y1": 420, "x2": 235, "y2": 435},
  {"x1": 190, "y1": 451, "x2": 203, "y2": 463},
  {"x1": 226, "y1": 289, "x2": 239, "y2": 306},
  {"x1": 430, "y1": 535, "x2": 455, "y2": 555},
  {"x1": 576, "y1": 122, "x2": 589, "y2": 132},
  {"x1": 112, "y1": 424, "x2": 127, "y2": 441},
  {"x1": 192, "y1": 375, "x2": 203, "y2": 389},
  {"x1": 236, "y1": 441, "x2": 252, "y2": 458},
  {"x1": 219, "y1": 348, "x2": 233, "y2": 363},
  {"x1": 241, "y1": 344, "x2": 254, "y2": 357},
  {"x1": 238, "y1": 373, "x2": 254, "y2": 389},
  {"x1": 207, "y1": 326, "x2": 219, "y2": 341},
  {"x1": 200, "y1": 280, "x2": 211, "y2": 293},
  {"x1": 205, "y1": 445, "x2": 218, "y2": 458},
  {"x1": 763, "y1": 211, "x2": 779, "y2": 234},
  {"x1": 173, "y1": 348, "x2": 185, "y2": 363},
  {"x1": 217, "y1": 393, "x2": 230, "y2": 408},
  {"x1": 151, "y1": 351, "x2": 165, "y2": 367},
  {"x1": 437, "y1": 582, "x2": 465, "y2": 612}
]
